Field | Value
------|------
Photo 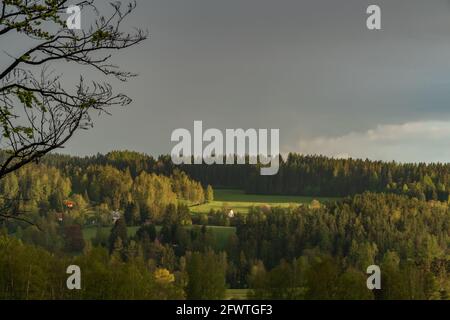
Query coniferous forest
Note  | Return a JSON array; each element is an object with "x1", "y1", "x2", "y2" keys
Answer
[{"x1": 0, "y1": 151, "x2": 448, "y2": 300}]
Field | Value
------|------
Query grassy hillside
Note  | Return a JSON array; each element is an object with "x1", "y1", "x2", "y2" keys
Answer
[{"x1": 190, "y1": 189, "x2": 338, "y2": 214}]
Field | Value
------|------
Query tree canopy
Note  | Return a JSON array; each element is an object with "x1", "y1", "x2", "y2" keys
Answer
[{"x1": 0, "y1": 1, "x2": 146, "y2": 181}]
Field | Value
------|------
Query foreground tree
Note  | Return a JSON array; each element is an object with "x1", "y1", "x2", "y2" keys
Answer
[
  {"x1": 0, "y1": 0, "x2": 147, "y2": 181},
  {"x1": 186, "y1": 250, "x2": 227, "y2": 300}
]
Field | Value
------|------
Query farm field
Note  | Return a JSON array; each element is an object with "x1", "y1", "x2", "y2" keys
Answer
[
  {"x1": 190, "y1": 189, "x2": 338, "y2": 214},
  {"x1": 82, "y1": 190, "x2": 338, "y2": 252}
]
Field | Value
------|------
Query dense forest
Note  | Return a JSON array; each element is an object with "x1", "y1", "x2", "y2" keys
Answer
[
  {"x1": 180, "y1": 154, "x2": 450, "y2": 201},
  {"x1": 0, "y1": 151, "x2": 448, "y2": 299},
  {"x1": 33, "y1": 151, "x2": 450, "y2": 201}
]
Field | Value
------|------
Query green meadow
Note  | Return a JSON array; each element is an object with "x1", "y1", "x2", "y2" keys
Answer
[
  {"x1": 82, "y1": 189, "x2": 337, "y2": 252},
  {"x1": 190, "y1": 188, "x2": 337, "y2": 214}
]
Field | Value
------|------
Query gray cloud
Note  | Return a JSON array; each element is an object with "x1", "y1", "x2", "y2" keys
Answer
[{"x1": 296, "y1": 120, "x2": 450, "y2": 163}]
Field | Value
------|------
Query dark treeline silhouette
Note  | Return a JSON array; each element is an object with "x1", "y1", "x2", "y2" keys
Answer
[{"x1": 181, "y1": 154, "x2": 450, "y2": 201}]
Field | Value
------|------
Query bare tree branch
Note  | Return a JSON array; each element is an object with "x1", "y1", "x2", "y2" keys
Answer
[{"x1": 0, "y1": 0, "x2": 147, "y2": 221}]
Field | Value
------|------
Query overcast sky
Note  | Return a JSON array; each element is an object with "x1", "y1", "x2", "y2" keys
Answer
[{"x1": 4, "y1": 0, "x2": 450, "y2": 162}]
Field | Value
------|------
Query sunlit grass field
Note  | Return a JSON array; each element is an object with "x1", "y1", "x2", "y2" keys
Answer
[
  {"x1": 190, "y1": 189, "x2": 337, "y2": 214},
  {"x1": 82, "y1": 189, "x2": 338, "y2": 251}
]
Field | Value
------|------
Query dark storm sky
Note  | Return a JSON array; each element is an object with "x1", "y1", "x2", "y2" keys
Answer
[{"x1": 4, "y1": 0, "x2": 450, "y2": 162}]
